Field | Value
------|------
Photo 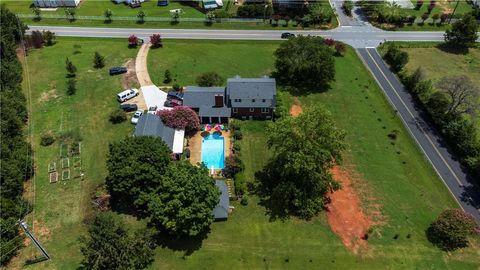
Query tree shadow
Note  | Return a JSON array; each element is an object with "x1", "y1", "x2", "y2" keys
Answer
[
  {"x1": 170, "y1": 20, "x2": 180, "y2": 25},
  {"x1": 435, "y1": 43, "x2": 469, "y2": 55},
  {"x1": 153, "y1": 229, "x2": 209, "y2": 256},
  {"x1": 280, "y1": 84, "x2": 331, "y2": 97},
  {"x1": 252, "y1": 170, "x2": 290, "y2": 221}
]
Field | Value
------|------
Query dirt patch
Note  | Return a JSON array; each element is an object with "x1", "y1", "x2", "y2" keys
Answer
[
  {"x1": 437, "y1": 1, "x2": 453, "y2": 13},
  {"x1": 326, "y1": 166, "x2": 378, "y2": 254},
  {"x1": 289, "y1": 97, "x2": 303, "y2": 117},
  {"x1": 38, "y1": 89, "x2": 59, "y2": 102},
  {"x1": 121, "y1": 59, "x2": 139, "y2": 89}
]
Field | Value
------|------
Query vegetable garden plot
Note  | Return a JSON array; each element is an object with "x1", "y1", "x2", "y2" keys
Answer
[
  {"x1": 48, "y1": 161, "x2": 56, "y2": 173},
  {"x1": 62, "y1": 157, "x2": 70, "y2": 169},
  {"x1": 49, "y1": 172, "x2": 58, "y2": 183},
  {"x1": 60, "y1": 143, "x2": 69, "y2": 158},
  {"x1": 62, "y1": 169, "x2": 70, "y2": 181}
]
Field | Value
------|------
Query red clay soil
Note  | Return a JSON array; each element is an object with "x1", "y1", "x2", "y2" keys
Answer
[
  {"x1": 289, "y1": 97, "x2": 303, "y2": 117},
  {"x1": 326, "y1": 166, "x2": 374, "y2": 254}
]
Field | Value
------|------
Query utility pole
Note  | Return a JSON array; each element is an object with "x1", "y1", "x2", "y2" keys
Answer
[
  {"x1": 449, "y1": 0, "x2": 460, "y2": 24},
  {"x1": 19, "y1": 221, "x2": 51, "y2": 260}
]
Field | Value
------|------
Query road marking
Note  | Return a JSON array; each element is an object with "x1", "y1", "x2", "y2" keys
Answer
[
  {"x1": 363, "y1": 49, "x2": 464, "y2": 187},
  {"x1": 356, "y1": 49, "x2": 467, "y2": 212}
]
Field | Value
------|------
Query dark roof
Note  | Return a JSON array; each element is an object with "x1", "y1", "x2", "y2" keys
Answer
[
  {"x1": 183, "y1": 87, "x2": 231, "y2": 118},
  {"x1": 213, "y1": 180, "x2": 229, "y2": 219},
  {"x1": 226, "y1": 76, "x2": 276, "y2": 108},
  {"x1": 134, "y1": 114, "x2": 175, "y2": 150}
]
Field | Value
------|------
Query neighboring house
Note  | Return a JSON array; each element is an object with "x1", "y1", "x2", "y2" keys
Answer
[
  {"x1": 226, "y1": 76, "x2": 276, "y2": 120},
  {"x1": 183, "y1": 76, "x2": 276, "y2": 123},
  {"x1": 133, "y1": 113, "x2": 185, "y2": 154},
  {"x1": 213, "y1": 180, "x2": 229, "y2": 220},
  {"x1": 33, "y1": 0, "x2": 81, "y2": 7},
  {"x1": 183, "y1": 87, "x2": 231, "y2": 124}
]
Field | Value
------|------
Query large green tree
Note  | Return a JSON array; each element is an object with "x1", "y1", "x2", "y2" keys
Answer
[
  {"x1": 444, "y1": 14, "x2": 479, "y2": 49},
  {"x1": 274, "y1": 36, "x2": 335, "y2": 88},
  {"x1": 144, "y1": 161, "x2": 220, "y2": 238},
  {"x1": 258, "y1": 105, "x2": 346, "y2": 219},
  {"x1": 80, "y1": 212, "x2": 156, "y2": 270},
  {"x1": 105, "y1": 136, "x2": 172, "y2": 209}
]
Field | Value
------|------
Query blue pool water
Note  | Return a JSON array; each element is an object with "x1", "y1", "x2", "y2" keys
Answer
[{"x1": 201, "y1": 134, "x2": 225, "y2": 169}]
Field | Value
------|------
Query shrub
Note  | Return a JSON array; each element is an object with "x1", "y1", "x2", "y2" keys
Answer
[
  {"x1": 334, "y1": 42, "x2": 346, "y2": 56},
  {"x1": 229, "y1": 121, "x2": 241, "y2": 131},
  {"x1": 93, "y1": 52, "x2": 105, "y2": 69},
  {"x1": 384, "y1": 45, "x2": 409, "y2": 72},
  {"x1": 172, "y1": 83, "x2": 181, "y2": 91},
  {"x1": 426, "y1": 209, "x2": 479, "y2": 251},
  {"x1": 150, "y1": 34, "x2": 162, "y2": 48},
  {"x1": 196, "y1": 71, "x2": 224, "y2": 87},
  {"x1": 40, "y1": 131, "x2": 55, "y2": 146},
  {"x1": 109, "y1": 108, "x2": 127, "y2": 124},
  {"x1": 43, "y1": 30, "x2": 55, "y2": 46},
  {"x1": 240, "y1": 195, "x2": 249, "y2": 206},
  {"x1": 157, "y1": 106, "x2": 200, "y2": 132},
  {"x1": 233, "y1": 142, "x2": 241, "y2": 153},
  {"x1": 66, "y1": 78, "x2": 77, "y2": 95},
  {"x1": 222, "y1": 155, "x2": 243, "y2": 178},
  {"x1": 163, "y1": 69, "x2": 172, "y2": 84},
  {"x1": 128, "y1": 35, "x2": 138, "y2": 47},
  {"x1": 30, "y1": 30, "x2": 44, "y2": 48},
  {"x1": 234, "y1": 173, "x2": 247, "y2": 196},
  {"x1": 233, "y1": 130, "x2": 243, "y2": 140}
]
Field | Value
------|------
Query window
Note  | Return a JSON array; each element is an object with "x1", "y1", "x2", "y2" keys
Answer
[
  {"x1": 252, "y1": 99, "x2": 256, "y2": 102},
  {"x1": 234, "y1": 98, "x2": 241, "y2": 102},
  {"x1": 261, "y1": 108, "x2": 269, "y2": 113},
  {"x1": 249, "y1": 108, "x2": 255, "y2": 112},
  {"x1": 262, "y1": 99, "x2": 266, "y2": 103},
  {"x1": 233, "y1": 108, "x2": 238, "y2": 113}
]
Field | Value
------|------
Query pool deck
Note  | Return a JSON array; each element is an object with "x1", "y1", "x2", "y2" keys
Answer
[{"x1": 188, "y1": 130, "x2": 231, "y2": 167}]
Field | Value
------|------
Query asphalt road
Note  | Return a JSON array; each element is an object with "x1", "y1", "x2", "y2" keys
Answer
[
  {"x1": 27, "y1": 25, "x2": 480, "y2": 222},
  {"x1": 357, "y1": 48, "x2": 480, "y2": 223},
  {"x1": 28, "y1": 25, "x2": 480, "y2": 48}
]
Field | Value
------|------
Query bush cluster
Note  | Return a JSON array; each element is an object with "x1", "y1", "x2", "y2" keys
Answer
[
  {"x1": 109, "y1": 108, "x2": 127, "y2": 124},
  {"x1": 157, "y1": 106, "x2": 200, "y2": 133}
]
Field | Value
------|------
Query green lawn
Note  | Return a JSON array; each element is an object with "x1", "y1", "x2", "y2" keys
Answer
[{"x1": 13, "y1": 38, "x2": 479, "y2": 269}]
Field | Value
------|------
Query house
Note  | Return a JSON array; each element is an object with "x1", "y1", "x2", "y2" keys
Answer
[
  {"x1": 226, "y1": 76, "x2": 276, "y2": 120},
  {"x1": 182, "y1": 76, "x2": 276, "y2": 123},
  {"x1": 33, "y1": 0, "x2": 81, "y2": 7},
  {"x1": 213, "y1": 180, "x2": 229, "y2": 220},
  {"x1": 183, "y1": 87, "x2": 231, "y2": 124},
  {"x1": 133, "y1": 113, "x2": 185, "y2": 154}
]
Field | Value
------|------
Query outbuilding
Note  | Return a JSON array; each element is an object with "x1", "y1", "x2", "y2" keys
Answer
[{"x1": 133, "y1": 114, "x2": 184, "y2": 154}]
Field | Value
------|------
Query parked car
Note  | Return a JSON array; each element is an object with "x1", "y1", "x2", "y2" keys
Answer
[
  {"x1": 117, "y1": 88, "x2": 139, "y2": 102},
  {"x1": 120, "y1": 103, "x2": 138, "y2": 112},
  {"x1": 164, "y1": 99, "x2": 182, "y2": 108},
  {"x1": 131, "y1": 110, "x2": 144, "y2": 124},
  {"x1": 167, "y1": 91, "x2": 184, "y2": 101},
  {"x1": 281, "y1": 32, "x2": 295, "y2": 39},
  {"x1": 147, "y1": 106, "x2": 158, "y2": 114},
  {"x1": 109, "y1": 67, "x2": 128, "y2": 76}
]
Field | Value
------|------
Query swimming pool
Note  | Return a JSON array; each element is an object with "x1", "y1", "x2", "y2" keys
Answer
[{"x1": 201, "y1": 134, "x2": 225, "y2": 169}]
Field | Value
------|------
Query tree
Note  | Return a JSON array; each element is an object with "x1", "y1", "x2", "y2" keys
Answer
[
  {"x1": 272, "y1": 14, "x2": 280, "y2": 25},
  {"x1": 444, "y1": 14, "x2": 479, "y2": 49},
  {"x1": 64, "y1": 7, "x2": 75, "y2": 21},
  {"x1": 426, "y1": 209, "x2": 479, "y2": 251},
  {"x1": 65, "y1": 57, "x2": 77, "y2": 77},
  {"x1": 30, "y1": 30, "x2": 44, "y2": 48},
  {"x1": 32, "y1": 6, "x2": 41, "y2": 20},
  {"x1": 196, "y1": 71, "x2": 224, "y2": 87},
  {"x1": 137, "y1": 10, "x2": 145, "y2": 24},
  {"x1": 156, "y1": 106, "x2": 200, "y2": 133},
  {"x1": 258, "y1": 105, "x2": 346, "y2": 219},
  {"x1": 171, "y1": 11, "x2": 180, "y2": 23},
  {"x1": 93, "y1": 52, "x2": 105, "y2": 69},
  {"x1": 435, "y1": 75, "x2": 479, "y2": 117},
  {"x1": 104, "y1": 8, "x2": 113, "y2": 22},
  {"x1": 334, "y1": 42, "x2": 346, "y2": 56},
  {"x1": 384, "y1": 45, "x2": 409, "y2": 72},
  {"x1": 42, "y1": 30, "x2": 55, "y2": 46},
  {"x1": 105, "y1": 136, "x2": 172, "y2": 208},
  {"x1": 128, "y1": 35, "x2": 138, "y2": 47},
  {"x1": 274, "y1": 35, "x2": 335, "y2": 88},
  {"x1": 308, "y1": 4, "x2": 333, "y2": 27},
  {"x1": 109, "y1": 108, "x2": 126, "y2": 123},
  {"x1": 439, "y1": 13, "x2": 449, "y2": 24},
  {"x1": 149, "y1": 34, "x2": 162, "y2": 48},
  {"x1": 80, "y1": 212, "x2": 155, "y2": 270},
  {"x1": 222, "y1": 155, "x2": 243, "y2": 178},
  {"x1": 163, "y1": 69, "x2": 172, "y2": 84},
  {"x1": 421, "y1": 13, "x2": 429, "y2": 23},
  {"x1": 206, "y1": 11, "x2": 215, "y2": 22},
  {"x1": 283, "y1": 15, "x2": 290, "y2": 26},
  {"x1": 432, "y1": 13, "x2": 439, "y2": 24},
  {"x1": 66, "y1": 78, "x2": 77, "y2": 95},
  {"x1": 342, "y1": 0, "x2": 354, "y2": 16},
  {"x1": 145, "y1": 161, "x2": 220, "y2": 237}
]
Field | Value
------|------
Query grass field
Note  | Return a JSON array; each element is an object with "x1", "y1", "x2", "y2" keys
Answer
[{"x1": 13, "y1": 38, "x2": 480, "y2": 269}]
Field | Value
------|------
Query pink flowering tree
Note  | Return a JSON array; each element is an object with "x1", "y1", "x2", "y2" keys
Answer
[{"x1": 156, "y1": 106, "x2": 200, "y2": 134}]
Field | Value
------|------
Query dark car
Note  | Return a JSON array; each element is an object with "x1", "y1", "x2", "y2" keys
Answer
[
  {"x1": 120, "y1": 103, "x2": 138, "y2": 112},
  {"x1": 281, "y1": 32, "x2": 295, "y2": 39},
  {"x1": 167, "y1": 91, "x2": 184, "y2": 101},
  {"x1": 164, "y1": 99, "x2": 182, "y2": 108},
  {"x1": 109, "y1": 67, "x2": 128, "y2": 76}
]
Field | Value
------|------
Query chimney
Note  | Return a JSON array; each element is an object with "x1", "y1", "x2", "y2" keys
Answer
[{"x1": 215, "y1": 94, "x2": 224, "y2": 107}]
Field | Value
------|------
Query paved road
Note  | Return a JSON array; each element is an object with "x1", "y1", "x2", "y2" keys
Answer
[
  {"x1": 357, "y1": 48, "x2": 480, "y2": 223},
  {"x1": 27, "y1": 24, "x2": 480, "y2": 223},
  {"x1": 28, "y1": 25, "x2": 480, "y2": 48}
]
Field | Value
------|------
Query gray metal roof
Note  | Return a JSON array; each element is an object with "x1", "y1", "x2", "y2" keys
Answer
[
  {"x1": 213, "y1": 180, "x2": 229, "y2": 219},
  {"x1": 134, "y1": 114, "x2": 175, "y2": 151},
  {"x1": 226, "y1": 76, "x2": 276, "y2": 108},
  {"x1": 183, "y1": 87, "x2": 230, "y2": 118}
]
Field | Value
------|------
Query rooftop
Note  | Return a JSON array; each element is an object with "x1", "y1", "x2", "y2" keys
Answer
[
  {"x1": 213, "y1": 180, "x2": 229, "y2": 220},
  {"x1": 133, "y1": 114, "x2": 184, "y2": 153}
]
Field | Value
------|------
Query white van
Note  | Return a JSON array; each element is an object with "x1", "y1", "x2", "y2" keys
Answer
[{"x1": 117, "y1": 88, "x2": 139, "y2": 102}]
